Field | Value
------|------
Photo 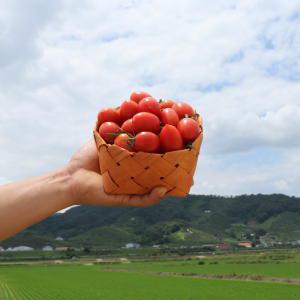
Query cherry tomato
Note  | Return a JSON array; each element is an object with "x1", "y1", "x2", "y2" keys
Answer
[
  {"x1": 97, "y1": 108, "x2": 120, "y2": 125},
  {"x1": 121, "y1": 118, "x2": 135, "y2": 135},
  {"x1": 130, "y1": 91, "x2": 152, "y2": 103},
  {"x1": 161, "y1": 108, "x2": 179, "y2": 126},
  {"x1": 132, "y1": 112, "x2": 161, "y2": 134},
  {"x1": 159, "y1": 125, "x2": 183, "y2": 152},
  {"x1": 99, "y1": 122, "x2": 120, "y2": 144},
  {"x1": 177, "y1": 118, "x2": 201, "y2": 142},
  {"x1": 114, "y1": 133, "x2": 134, "y2": 151},
  {"x1": 138, "y1": 97, "x2": 161, "y2": 117},
  {"x1": 134, "y1": 132, "x2": 160, "y2": 153},
  {"x1": 159, "y1": 99, "x2": 175, "y2": 109},
  {"x1": 172, "y1": 102, "x2": 195, "y2": 119},
  {"x1": 120, "y1": 100, "x2": 139, "y2": 121}
]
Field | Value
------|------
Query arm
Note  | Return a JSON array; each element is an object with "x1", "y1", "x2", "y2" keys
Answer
[{"x1": 0, "y1": 140, "x2": 167, "y2": 241}]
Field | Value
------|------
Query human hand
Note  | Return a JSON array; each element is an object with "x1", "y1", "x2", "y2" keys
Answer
[{"x1": 66, "y1": 140, "x2": 167, "y2": 207}]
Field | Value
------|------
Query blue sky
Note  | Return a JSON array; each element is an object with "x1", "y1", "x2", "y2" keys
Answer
[{"x1": 0, "y1": 0, "x2": 299, "y2": 197}]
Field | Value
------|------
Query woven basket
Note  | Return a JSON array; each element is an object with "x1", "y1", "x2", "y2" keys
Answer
[{"x1": 93, "y1": 116, "x2": 203, "y2": 196}]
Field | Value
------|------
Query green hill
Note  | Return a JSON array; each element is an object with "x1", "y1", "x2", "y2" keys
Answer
[{"x1": 1, "y1": 194, "x2": 300, "y2": 248}]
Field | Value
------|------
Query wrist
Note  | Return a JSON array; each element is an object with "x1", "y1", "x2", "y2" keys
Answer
[
  {"x1": 52, "y1": 167, "x2": 76, "y2": 207},
  {"x1": 64, "y1": 163, "x2": 88, "y2": 206}
]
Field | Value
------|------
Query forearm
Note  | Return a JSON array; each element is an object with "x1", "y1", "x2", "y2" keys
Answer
[{"x1": 0, "y1": 168, "x2": 73, "y2": 241}]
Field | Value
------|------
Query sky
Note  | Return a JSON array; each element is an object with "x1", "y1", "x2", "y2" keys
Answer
[{"x1": 0, "y1": 0, "x2": 299, "y2": 197}]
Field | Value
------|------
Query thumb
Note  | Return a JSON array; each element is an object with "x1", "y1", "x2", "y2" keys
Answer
[
  {"x1": 112, "y1": 187, "x2": 168, "y2": 207},
  {"x1": 144, "y1": 187, "x2": 168, "y2": 206},
  {"x1": 152, "y1": 187, "x2": 168, "y2": 198}
]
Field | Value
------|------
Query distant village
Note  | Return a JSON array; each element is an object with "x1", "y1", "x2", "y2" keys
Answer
[{"x1": 1, "y1": 235, "x2": 300, "y2": 253}]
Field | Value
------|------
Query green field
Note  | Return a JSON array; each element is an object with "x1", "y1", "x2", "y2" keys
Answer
[
  {"x1": 0, "y1": 264, "x2": 300, "y2": 300},
  {"x1": 101, "y1": 260, "x2": 300, "y2": 278}
]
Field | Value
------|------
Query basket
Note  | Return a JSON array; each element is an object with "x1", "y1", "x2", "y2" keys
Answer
[{"x1": 93, "y1": 116, "x2": 203, "y2": 196}]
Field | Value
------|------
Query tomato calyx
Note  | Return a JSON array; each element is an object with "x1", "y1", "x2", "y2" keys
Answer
[
  {"x1": 104, "y1": 130, "x2": 133, "y2": 139},
  {"x1": 192, "y1": 111, "x2": 200, "y2": 121},
  {"x1": 125, "y1": 137, "x2": 135, "y2": 149},
  {"x1": 184, "y1": 112, "x2": 199, "y2": 121},
  {"x1": 185, "y1": 142, "x2": 193, "y2": 149}
]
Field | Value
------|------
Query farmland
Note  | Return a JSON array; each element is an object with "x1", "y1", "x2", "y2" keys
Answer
[
  {"x1": 99, "y1": 249, "x2": 300, "y2": 279},
  {"x1": 0, "y1": 264, "x2": 300, "y2": 300},
  {"x1": 1, "y1": 249, "x2": 300, "y2": 300},
  {"x1": 101, "y1": 260, "x2": 300, "y2": 279}
]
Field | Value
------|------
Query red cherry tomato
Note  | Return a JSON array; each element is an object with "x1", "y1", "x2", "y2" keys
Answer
[
  {"x1": 172, "y1": 102, "x2": 195, "y2": 119},
  {"x1": 114, "y1": 133, "x2": 134, "y2": 151},
  {"x1": 138, "y1": 97, "x2": 161, "y2": 117},
  {"x1": 132, "y1": 112, "x2": 161, "y2": 134},
  {"x1": 177, "y1": 118, "x2": 201, "y2": 142},
  {"x1": 159, "y1": 125, "x2": 183, "y2": 152},
  {"x1": 134, "y1": 132, "x2": 160, "y2": 153},
  {"x1": 161, "y1": 108, "x2": 179, "y2": 126},
  {"x1": 159, "y1": 99, "x2": 175, "y2": 109},
  {"x1": 130, "y1": 91, "x2": 152, "y2": 103},
  {"x1": 120, "y1": 100, "x2": 139, "y2": 121},
  {"x1": 99, "y1": 122, "x2": 120, "y2": 144},
  {"x1": 121, "y1": 118, "x2": 135, "y2": 135},
  {"x1": 97, "y1": 108, "x2": 120, "y2": 125}
]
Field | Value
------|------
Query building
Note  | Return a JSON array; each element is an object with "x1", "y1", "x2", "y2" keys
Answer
[
  {"x1": 119, "y1": 258, "x2": 130, "y2": 263},
  {"x1": 125, "y1": 243, "x2": 140, "y2": 249},
  {"x1": 55, "y1": 247, "x2": 69, "y2": 251},
  {"x1": 238, "y1": 242, "x2": 254, "y2": 248},
  {"x1": 218, "y1": 243, "x2": 231, "y2": 250},
  {"x1": 54, "y1": 260, "x2": 64, "y2": 264},
  {"x1": 42, "y1": 245, "x2": 54, "y2": 251},
  {"x1": 55, "y1": 236, "x2": 64, "y2": 241},
  {"x1": 0, "y1": 246, "x2": 4, "y2": 252},
  {"x1": 7, "y1": 246, "x2": 34, "y2": 252}
]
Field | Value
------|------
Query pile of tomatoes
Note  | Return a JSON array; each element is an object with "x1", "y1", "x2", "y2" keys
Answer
[{"x1": 97, "y1": 91, "x2": 201, "y2": 153}]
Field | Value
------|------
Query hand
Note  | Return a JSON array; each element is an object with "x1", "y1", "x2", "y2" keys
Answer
[{"x1": 67, "y1": 140, "x2": 167, "y2": 207}]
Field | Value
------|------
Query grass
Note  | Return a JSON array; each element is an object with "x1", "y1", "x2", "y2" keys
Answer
[{"x1": 1, "y1": 265, "x2": 300, "y2": 300}]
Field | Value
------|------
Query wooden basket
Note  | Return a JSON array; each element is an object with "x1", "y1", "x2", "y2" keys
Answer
[{"x1": 93, "y1": 116, "x2": 203, "y2": 196}]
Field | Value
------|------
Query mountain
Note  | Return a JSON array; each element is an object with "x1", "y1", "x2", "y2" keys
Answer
[{"x1": 1, "y1": 194, "x2": 300, "y2": 248}]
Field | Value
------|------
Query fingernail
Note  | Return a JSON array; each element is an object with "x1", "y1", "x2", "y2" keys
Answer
[{"x1": 157, "y1": 187, "x2": 167, "y2": 197}]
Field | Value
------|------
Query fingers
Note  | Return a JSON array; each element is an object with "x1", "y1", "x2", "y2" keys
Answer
[{"x1": 113, "y1": 187, "x2": 167, "y2": 207}]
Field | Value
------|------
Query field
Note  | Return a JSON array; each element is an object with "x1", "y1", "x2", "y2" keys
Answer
[
  {"x1": 101, "y1": 260, "x2": 300, "y2": 278},
  {"x1": 0, "y1": 249, "x2": 300, "y2": 299},
  {"x1": 1, "y1": 265, "x2": 300, "y2": 300}
]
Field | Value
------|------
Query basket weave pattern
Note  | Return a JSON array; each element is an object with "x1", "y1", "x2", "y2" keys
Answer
[{"x1": 94, "y1": 117, "x2": 203, "y2": 196}]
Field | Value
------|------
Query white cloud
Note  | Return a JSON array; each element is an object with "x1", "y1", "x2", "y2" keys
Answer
[{"x1": 0, "y1": 0, "x2": 299, "y2": 196}]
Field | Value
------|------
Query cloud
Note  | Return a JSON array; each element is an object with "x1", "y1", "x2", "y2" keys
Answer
[
  {"x1": 192, "y1": 147, "x2": 300, "y2": 196},
  {"x1": 0, "y1": 0, "x2": 62, "y2": 86},
  {"x1": 0, "y1": 0, "x2": 299, "y2": 196},
  {"x1": 204, "y1": 95, "x2": 300, "y2": 154}
]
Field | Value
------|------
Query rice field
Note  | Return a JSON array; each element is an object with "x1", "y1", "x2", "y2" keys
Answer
[
  {"x1": 101, "y1": 260, "x2": 300, "y2": 278},
  {"x1": 0, "y1": 264, "x2": 300, "y2": 300}
]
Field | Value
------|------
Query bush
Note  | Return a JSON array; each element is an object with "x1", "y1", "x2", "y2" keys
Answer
[{"x1": 198, "y1": 261, "x2": 205, "y2": 265}]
